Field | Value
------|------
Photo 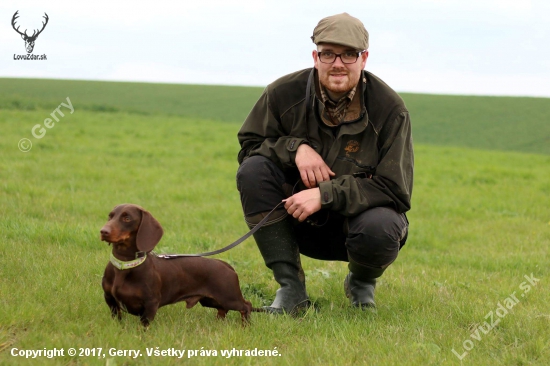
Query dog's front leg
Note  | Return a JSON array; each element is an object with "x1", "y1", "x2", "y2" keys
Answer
[
  {"x1": 140, "y1": 301, "x2": 159, "y2": 328},
  {"x1": 104, "y1": 293, "x2": 122, "y2": 320}
]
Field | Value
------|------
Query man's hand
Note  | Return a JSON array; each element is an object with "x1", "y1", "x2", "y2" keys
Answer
[
  {"x1": 295, "y1": 144, "x2": 335, "y2": 188},
  {"x1": 284, "y1": 188, "x2": 322, "y2": 222}
]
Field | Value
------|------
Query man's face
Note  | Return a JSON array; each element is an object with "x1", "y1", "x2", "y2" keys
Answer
[{"x1": 313, "y1": 43, "x2": 368, "y2": 97}]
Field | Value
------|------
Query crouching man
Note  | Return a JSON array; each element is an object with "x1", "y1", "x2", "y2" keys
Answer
[{"x1": 236, "y1": 13, "x2": 413, "y2": 313}]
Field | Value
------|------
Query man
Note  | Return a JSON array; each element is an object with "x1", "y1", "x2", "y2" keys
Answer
[{"x1": 236, "y1": 13, "x2": 413, "y2": 314}]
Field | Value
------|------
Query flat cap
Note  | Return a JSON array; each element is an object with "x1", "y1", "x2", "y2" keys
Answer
[{"x1": 311, "y1": 13, "x2": 369, "y2": 50}]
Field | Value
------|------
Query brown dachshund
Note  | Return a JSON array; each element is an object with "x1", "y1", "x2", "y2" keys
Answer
[{"x1": 100, "y1": 204, "x2": 253, "y2": 326}]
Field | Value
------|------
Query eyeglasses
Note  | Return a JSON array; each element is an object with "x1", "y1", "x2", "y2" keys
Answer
[{"x1": 317, "y1": 51, "x2": 365, "y2": 64}]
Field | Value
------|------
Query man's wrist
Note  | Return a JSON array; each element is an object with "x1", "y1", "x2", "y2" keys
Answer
[
  {"x1": 287, "y1": 137, "x2": 309, "y2": 153},
  {"x1": 296, "y1": 140, "x2": 311, "y2": 152},
  {"x1": 287, "y1": 137, "x2": 309, "y2": 165}
]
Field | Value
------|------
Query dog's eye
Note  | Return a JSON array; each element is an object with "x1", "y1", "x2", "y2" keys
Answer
[{"x1": 122, "y1": 216, "x2": 131, "y2": 222}]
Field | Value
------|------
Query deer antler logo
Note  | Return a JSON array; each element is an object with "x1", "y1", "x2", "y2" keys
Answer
[{"x1": 12, "y1": 10, "x2": 49, "y2": 54}]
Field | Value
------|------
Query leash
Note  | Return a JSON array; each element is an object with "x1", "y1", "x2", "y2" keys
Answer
[{"x1": 154, "y1": 201, "x2": 286, "y2": 259}]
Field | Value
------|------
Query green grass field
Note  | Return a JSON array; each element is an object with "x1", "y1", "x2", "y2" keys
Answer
[
  {"x1": 0, "y1": 78, "x2": 549, "y2": 365},
  {"x1": 1, "y1": 77, "x2": 549, "y2": 155}
]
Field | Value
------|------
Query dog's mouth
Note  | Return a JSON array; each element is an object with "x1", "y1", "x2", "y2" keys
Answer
[
  {"x1": 102, "y1": 238, "x2": 126, "y2": 247},
  {"x1": 101, "y1": 232, "x2": 130, "y2": 246},
  {"x1": 100, "y1": 235, "x2": 115, "y2": 246}
]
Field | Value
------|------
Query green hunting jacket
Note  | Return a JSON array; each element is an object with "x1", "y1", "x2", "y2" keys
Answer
[{"x1": 237, "y1": 68, "x2": 413, "y2": 216}]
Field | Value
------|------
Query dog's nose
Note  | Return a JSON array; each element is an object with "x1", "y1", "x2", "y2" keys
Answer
[{"x1": 100, "y1": 226, "x2": 111, "y2": 236}]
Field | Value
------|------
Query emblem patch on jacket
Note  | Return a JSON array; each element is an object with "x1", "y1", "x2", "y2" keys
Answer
[{"x1": 344, "y1": 140, "x2": 360, "y2": 157}]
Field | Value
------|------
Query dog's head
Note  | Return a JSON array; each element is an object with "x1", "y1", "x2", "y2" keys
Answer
[{"x1": 100, "y1": 204, "x2": 164, "y2": 253}]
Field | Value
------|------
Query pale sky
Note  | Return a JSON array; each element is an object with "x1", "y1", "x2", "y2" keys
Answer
[{"x1": 1, "y1": 0, "x2": 549, "y2": 97}]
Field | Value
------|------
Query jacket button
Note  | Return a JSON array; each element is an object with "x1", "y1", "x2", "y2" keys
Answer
[{"x1": 323, "y1": 192, "x2": 329, "y2": 202}]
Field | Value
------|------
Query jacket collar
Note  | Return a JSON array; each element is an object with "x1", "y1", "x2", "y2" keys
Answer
[{"x1": 313, "y1": 69, "x2": 367, "y2": 127}]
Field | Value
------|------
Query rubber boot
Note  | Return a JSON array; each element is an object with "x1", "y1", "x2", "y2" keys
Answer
[
  {"x1": 252, "y1": 217, "x2": 310, "y2": 315},
  {"x1": 344, "y1": 257, "x2": 386, "y2": 309}
]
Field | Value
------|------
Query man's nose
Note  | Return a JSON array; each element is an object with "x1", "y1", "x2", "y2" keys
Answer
[{"x1": 332, "y1": 55, "x2": 346, "y2": 67}]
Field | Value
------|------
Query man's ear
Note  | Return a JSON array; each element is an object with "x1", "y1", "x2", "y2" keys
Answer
[
  {"x1": 361, "y1": 50, "x2": 369, "y2": 69},
  {"x1": 312, "y1": 49, "x2": 320, "y2": 69},
  {"x1": 136, "y1": 209, "x2": 163, "y2": 252}
]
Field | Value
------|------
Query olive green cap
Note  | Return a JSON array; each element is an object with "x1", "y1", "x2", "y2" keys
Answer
[{"x1": 311, "y1": 13, "x2": 369, "y2": 50}]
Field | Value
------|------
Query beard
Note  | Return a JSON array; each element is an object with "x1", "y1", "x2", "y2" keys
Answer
[{"x1": 319, "y1": 67, "x2": 360, "y2": 96}]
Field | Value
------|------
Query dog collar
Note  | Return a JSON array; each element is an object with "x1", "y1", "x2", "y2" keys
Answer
[{"x1": 110, "y1": 252, "x2": 147, "y2": 270}]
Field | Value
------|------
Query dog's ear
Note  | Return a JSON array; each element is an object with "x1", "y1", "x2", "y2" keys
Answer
[{"x1": 136, "y1": 209, "x2": 163, "y2": 252}]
